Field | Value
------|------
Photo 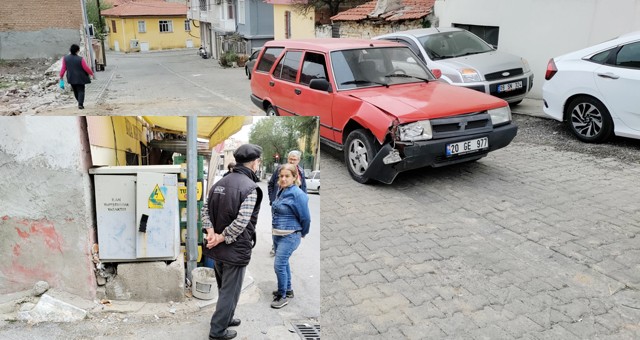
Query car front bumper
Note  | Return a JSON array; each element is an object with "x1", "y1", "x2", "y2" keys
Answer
[{"x1": 363, "y1": 122, "x2": 518, "y2": 184}]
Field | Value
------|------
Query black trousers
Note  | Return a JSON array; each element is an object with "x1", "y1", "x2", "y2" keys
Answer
[
  {"x1": 70, "y1": 84, "x2": 86, "y2": 106},
  {"x1": 209, "y1": 261, "x2": 246, "y2": 337}
]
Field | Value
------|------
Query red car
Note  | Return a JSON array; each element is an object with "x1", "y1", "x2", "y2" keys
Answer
[{"x1": 250, "y1": 39, "x2": 517, "y2": 184}]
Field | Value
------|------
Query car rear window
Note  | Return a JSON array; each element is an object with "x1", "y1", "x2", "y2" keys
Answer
[{"x1": 256, "y1": 47, "x2": 284, "y2": 72}]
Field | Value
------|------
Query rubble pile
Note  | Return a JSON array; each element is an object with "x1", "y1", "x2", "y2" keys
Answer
[{"x1": 0, "y1": 58, "x2": 74, "y2": 115}]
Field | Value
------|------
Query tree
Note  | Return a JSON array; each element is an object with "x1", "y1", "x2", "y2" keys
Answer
[
  {"x1": 294, "y1": 0, "x2": 370, "y2": 17},
  {"x1": 248, "y1": 117, "x2": 319, "y2": 173},
  {"x1": 86, "y1": 0, "x2": 112, "y2": 39}
]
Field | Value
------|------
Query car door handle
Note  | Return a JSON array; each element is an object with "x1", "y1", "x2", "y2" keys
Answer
[
  {"x1": 597, "y1": 72, "x2": 620, "y2": 79},
  {"x1": 294, "y1": 88, "x2": 302, "y2": 95},
  {"x1": 269, "y1": 81, "x2": 275, "y2": 87}
]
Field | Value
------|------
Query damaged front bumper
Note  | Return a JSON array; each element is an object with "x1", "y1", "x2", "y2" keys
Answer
[{"x1": 362, "y1": 123, "x2": 518, "y2": 184}]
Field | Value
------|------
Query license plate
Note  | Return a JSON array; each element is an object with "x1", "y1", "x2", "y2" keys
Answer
[
  {"x1": 446, "y1": 137, "x2": 489, "y2": 156},
  {"x1": 497, "y1": 81, "x2": 523, "y2": 93}
]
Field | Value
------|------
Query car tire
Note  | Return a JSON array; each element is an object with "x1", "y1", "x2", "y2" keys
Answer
[
  {"x1": 266, "y1": 105, "x2": 278, "y2": 116},
  {"x1": 344, "y1": 129, "x2": 379, "y2": 184},
  {"x1": 246, "y1": 67, "x2": 251, "y2": 79},
  {"x1": 565, "y1": 96, "x2": 613, "y2": 143}
]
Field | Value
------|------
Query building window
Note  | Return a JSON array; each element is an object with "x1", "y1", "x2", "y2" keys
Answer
[
  {"x1": 453, "y1": 23, "x2": 499, "y2": 48},
  {"x1": 199, "y1": 0, "x2": 207, "y2": 11},
  {"x1": 111, "y1": 20, "x2": 117, "y2": 33},
  {"x1": 138, "y1": 20, "x2": 146, "y2": 33},
  {"x1": 227, "y1": 1, "x2": 234, "y2": 20},
  {"x1": 238, "y1": 0, "x2": 245, "y2": 24},
  {"x1": 159, "y1": 20, "x2": 173, "y2": 33},
  {"x1": 284, "y1": 11, "x2": 291, "y2": 39},
  {"x1": 184, "y1": 20, "x2": 191, "y2": 31}
]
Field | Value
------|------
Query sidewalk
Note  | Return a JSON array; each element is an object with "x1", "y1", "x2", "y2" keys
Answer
[{"x1": 511, "y1": 97, "x2": 548, "y2": 119}]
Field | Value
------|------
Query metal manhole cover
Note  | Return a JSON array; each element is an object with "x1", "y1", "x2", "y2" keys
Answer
[{"x1": 291, "y1": 321, "x2": 320, "y2": 339}]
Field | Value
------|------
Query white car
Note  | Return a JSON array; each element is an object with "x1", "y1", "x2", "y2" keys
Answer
[
  {"x1": 306, "y1": 170, "x2": 320, "y2": 194},
  {"x1": 375, "y1": 27, "x2": 534, "y2": 105},
  {"x1": 542, "y1": 31, "x2": 640, "y2": 143}
]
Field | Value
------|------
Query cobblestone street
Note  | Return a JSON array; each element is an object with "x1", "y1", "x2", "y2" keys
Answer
[{"x1": 320, "y1": 114, "x2": 640, "y2": 339}]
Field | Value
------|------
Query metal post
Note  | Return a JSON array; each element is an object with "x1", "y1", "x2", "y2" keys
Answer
[
  {"x1": 96, "y1": 0, "x2": 107, "y2": 68},
  {"x1": 80, "y1": 0, "x2": 96, "y2": 71},
  {"x1": 186, "y1": 117, "x2": 198, "y2": 281}
]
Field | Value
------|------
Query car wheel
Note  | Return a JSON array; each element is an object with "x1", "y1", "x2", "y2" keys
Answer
[
  {"x1": 566, "y1": 96, "x2": 613, "y2": 143},
  {"x1": 266, "y1": 105, "x2": 278, "y2": 116},
  {"x1": 344, "y1": 129, "x2": 379, "y2": 184}
]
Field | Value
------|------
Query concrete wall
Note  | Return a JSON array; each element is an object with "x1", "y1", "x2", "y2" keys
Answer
[
  {"x1": 0, "y1": 117, "x2": 97, "y2": 299},
  {"x1": 434, "y1": 0, "x2": 640, "y2": 99},
  {"x1": 0, "y1": 0, "x2": 83, "y2": 59}
]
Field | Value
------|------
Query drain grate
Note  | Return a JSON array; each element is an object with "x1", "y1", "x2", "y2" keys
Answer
[{"x1": 292, "y1": 321, "x2": 320, "y2": 339}]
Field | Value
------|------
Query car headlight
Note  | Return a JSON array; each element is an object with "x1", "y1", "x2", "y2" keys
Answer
[
  {"x1": 459, "y1": 68, "x2": 481, "y2": 82},
  {"x1": 522, "y1": 57, "x2": 531, "y2": 73},
  {"x1": 398, "y1": 120, "x2": 432, "y2": 141},
  {"x1": 488, "y1": 106, "x2": 512, "y2": 125}
]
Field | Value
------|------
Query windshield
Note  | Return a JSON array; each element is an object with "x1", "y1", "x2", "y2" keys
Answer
[
  {"x1": 330, "y1": 47, "x2": 435, "y2": 90},
  {"x1": 418, "y1": 30, "x2": 493, "y2": 60}
]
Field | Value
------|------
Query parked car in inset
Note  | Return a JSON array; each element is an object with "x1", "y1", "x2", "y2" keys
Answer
[
  {"x1": 306, "y1": 170, "x2": 320, "y2": 194},
  {"x1": 245, "y1": 48, "x2": 261, "y2": 79},
  {"x1": 374, "y1": 27, "x2": 533, "y2": 105},
  {"x1": 543, "y1": 31, "x2": 640, "y2": 143},
  {"x1": 250, "y1": 39, "x2": 518, "y2": 184}
]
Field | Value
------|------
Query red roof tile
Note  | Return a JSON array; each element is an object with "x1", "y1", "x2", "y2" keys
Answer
[
  {"x1": 102, "y1": 1, "x2": 188, "y2": 17},
  {"x1": 331, "y1": 0, "x2": 434, "y2": 22}
]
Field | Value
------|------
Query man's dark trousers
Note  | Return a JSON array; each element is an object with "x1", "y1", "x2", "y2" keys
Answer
[
  {"x1": 209, "y1": 261, "x2": 246, "y2": 337},
  {"x1": 70, "y1": 84, "x2": 86, "y2": 106}
]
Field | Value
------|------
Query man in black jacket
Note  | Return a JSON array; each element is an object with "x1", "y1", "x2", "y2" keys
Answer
[{"x1": 204, "y1": 144, "x2": 263, "y2": 340}]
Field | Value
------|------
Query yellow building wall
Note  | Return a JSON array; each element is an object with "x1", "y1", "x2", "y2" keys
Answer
[
  {"x1": 87, "y1": 116, "x2": 149, "y2": 166},
  {"x1": 105, "y1": 16, "x2": 200, "y2": 52},
  {"x1": 273, "y1": 5, "x2": 315, "y2": 40}
]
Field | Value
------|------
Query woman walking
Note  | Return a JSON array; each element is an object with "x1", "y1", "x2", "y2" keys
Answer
[
  {"x1": 60, "y1": 44, "x2": 95, "y2": 109},
  {"x1": 270, "y1": 163, "x2": 310, "y2": 309}
]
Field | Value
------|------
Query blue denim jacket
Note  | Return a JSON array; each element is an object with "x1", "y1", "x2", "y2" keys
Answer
[{"x1": 271, "y1": 185, "x2": 310, "y2": 237}]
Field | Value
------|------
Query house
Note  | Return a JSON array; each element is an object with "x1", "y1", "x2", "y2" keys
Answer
[
  {"x1": 330, "y1": 0, "x2": 435, "y2": 39},
  {"x1": 434, "y1": 0, "x2": 640, "y2": 99},
  {"x1": 264, "y1": 0, "x2": 315, "y2": 40},
  {"x1": 187, "y1": 0, "x2": 274, "y2": 59},
  {"x1": 101, "y1": 0, "x2": 200, "y2": 52},
  {"x1": 0, "y1": 0, "x2": 87, "y2": 59}
]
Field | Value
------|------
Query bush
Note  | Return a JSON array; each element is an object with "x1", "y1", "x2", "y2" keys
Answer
[
  {"x1": 237, "y1": 54, "x2": 249, "y2": 67},
  {"x1": 218, "y1": 52, "x2": 239, "y2": 68}
]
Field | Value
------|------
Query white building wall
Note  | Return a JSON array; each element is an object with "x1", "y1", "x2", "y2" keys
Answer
[
  {"x1": 0, "y1": 117, "x2": 97, "y2": 299},
  {"x1": 434, "y1": 0, "x2": 640, "y2": 99}
]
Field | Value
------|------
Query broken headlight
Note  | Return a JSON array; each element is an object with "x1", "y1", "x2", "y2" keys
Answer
[{"x1": 398, "y1": 120, "x2": 432, "y2": 141}]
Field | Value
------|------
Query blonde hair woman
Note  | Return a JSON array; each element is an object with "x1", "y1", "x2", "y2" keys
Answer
[{"x1": 270, "y1": 163, "x2": 310, "y2": 309}]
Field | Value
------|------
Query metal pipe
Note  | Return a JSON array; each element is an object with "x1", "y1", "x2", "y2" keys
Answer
[{"x1": 186, "y1": 117, "x2": 198, "y2": 281}]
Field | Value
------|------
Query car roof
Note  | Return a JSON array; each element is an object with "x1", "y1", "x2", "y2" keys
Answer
[
  {"x1": 263, "y1": 38, "x2": 402, "y2": 52},
  {"x1": 376, "y1": 27, "x2": 463, "y2": 39}
]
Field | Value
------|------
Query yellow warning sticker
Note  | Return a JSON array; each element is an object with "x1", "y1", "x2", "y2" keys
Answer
[
  {"x1": 178, "y1": 181, "x2": 203, "y2": 201},
  {"x1": 148, "y1": 184, "x2": 165, "y2": 209}
]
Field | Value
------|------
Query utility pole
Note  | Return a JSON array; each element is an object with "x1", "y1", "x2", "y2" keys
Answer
[
  {"x1": 80, "y1": 0, "x2": 96, "y2": 71},
  {"x1": 186, "y1": 117, "x2": 198, "y2": 282},
  {"x1": 96, "y1": 0, "x2": 107, "y2": 69}
]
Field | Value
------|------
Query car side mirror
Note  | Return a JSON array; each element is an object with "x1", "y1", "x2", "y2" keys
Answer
[
  {"x1": 431, "y1": 69, "x2": 442, "y2": 79},
  {"x1": 309, "y1": 78, "x2": 332, "y2": 93}
]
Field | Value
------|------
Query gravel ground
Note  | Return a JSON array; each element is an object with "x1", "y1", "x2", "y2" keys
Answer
[{"x1": 513, "y1": 113, "x2": 640, "y2": 164}]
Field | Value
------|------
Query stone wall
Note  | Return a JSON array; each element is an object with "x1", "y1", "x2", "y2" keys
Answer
[
  {"x1": 336, "y1": 19, "x2": 426, "y2": 39},
  {"x1": 0, "y1": 117, "x2": 97, "y2": 299}
]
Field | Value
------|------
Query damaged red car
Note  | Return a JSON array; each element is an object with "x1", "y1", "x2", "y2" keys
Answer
[{"x1": 250, "y1": 39, "x2": 518, "y2": 184}]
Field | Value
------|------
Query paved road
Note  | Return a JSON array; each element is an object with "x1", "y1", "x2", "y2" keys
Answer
[
  {"x1": 320, "y1": 114, "x2": 640, "y2": 339},
  {"x1": 41, "y1": 49, "x2": 261, "y2": 115}
]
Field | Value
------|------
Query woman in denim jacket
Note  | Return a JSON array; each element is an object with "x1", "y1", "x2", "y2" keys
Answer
[{"x1": 270, "y1": 163, "x2": 311, "y2": 309}]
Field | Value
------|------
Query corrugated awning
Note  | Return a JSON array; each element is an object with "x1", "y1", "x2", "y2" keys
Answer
[{"x1": 142, "y1": 116, "x2": 250, "y2": 149}]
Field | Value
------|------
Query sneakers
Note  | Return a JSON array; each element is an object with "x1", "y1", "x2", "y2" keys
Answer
[
  {"x1": 271, "y1": 295, "x2": 288, "y2": 309},
  {"x1": 78, "y1": 105, "x2": 84, "y2": 109},
  {"x1": 272, "y1": 290, "x2": 294, "y2": 298},
  {"x1": 269, "y1": 246, "x2": 275, "y2": 257}
]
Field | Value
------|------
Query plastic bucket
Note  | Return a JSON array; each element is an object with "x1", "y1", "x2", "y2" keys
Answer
[{"x1": 191, "y1": 267, "x2": 216, "y2": 300}]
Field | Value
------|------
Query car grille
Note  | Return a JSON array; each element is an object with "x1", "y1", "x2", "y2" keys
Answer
[
  {"x1": 484, "y1": 68, "x2": 523, "y2": 81},
  {"x1": 431, "y1": 112, "x2": 492, "y2": 139}
]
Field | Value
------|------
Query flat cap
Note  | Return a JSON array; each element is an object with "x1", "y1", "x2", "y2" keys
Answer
[{"x1": 233, "y1": 144, "x2": 263, "y2": 163}]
